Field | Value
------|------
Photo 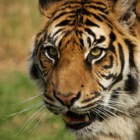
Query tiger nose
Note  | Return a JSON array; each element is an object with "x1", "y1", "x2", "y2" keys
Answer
[{"x1": 54, "y1": 91, "x2": 81, "y2": 107}]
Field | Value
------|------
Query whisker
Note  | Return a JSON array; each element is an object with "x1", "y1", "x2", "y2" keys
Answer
[
  {"x1": 107, "y1": 105, "x2": 123, "y2": 113},
  {"x1": 15, "y1": 105, "x2": 46, "y2": 136},
  {"x1": 4, "y1": 100, "x2": 44, "y2": 120},
  {"x1": 102, "y1": 107, "x2": 120, "y2": 118},
  {"x1": 109, "y1": 100, "x2": 130, "y2": 108},
  {"x1": 13, "y1": 94, "x2": 42, "y2": 107},
  {"x1": 110, "y1": 93, "x2": 126, "y2": 96},
  {"x1": 90, "y1": 107, "x2": 116, "y2": 129},
  {"x1": 29, "y1": 112, "x2": 47, "y2": 135},
  {"x1": 108, "y1": 104, "x2": 136, "y2": 116},
  {"x1": 91, "y1": 108, "x2": 106, "y2": 120}
]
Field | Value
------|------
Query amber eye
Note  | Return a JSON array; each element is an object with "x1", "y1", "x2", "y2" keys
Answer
[
  {"x1": 90, "y1": 47, "x2": 102, "y2": 57},
  {"x1": 44, "y1": 43, "x2": 59, "y2": 60},
  {"x1": 47, "y1": 47, "x2": 58, "y2": 57},
  {"x1": 87, "y1": 47, "x2": 106, "y2": 64}
]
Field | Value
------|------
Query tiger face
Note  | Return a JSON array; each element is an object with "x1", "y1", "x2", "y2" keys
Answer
[{"x1": 29, "y1": 0, "x2": 140, "y2": 139}]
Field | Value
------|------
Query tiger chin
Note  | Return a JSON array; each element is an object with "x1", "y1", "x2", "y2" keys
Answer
[{"x1": 29, "y1": 0, "x2": 140, "y2": 140}]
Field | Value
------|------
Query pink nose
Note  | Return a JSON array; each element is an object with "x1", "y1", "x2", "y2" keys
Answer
[{"x1": 54, "y1": 91, "x2": 81, "y2": 107}]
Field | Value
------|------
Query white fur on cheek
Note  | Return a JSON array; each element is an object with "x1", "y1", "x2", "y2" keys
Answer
[{"x1": 74, "y1": 121, "x2": 104, "y2": 140}]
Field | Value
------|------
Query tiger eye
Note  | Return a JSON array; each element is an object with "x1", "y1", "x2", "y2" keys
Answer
[
  {"x1": 90, "y1": 48, "x2": 102, "y2": 57},
  {"x1": 49, "y1": 47, "x2": 58, "y2": 56},
  {"x1": 45, "y1": 46, "x2": 58, "y2": 59}
]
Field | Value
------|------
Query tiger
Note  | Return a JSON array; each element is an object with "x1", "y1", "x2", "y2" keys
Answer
[{"x1": 29, "y1": 0, "x2": 140, "y2": 140}]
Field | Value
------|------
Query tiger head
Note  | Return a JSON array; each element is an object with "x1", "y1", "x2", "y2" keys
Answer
[{"x1": 29, "y1": 0, "x2": 140, "y2": 139}]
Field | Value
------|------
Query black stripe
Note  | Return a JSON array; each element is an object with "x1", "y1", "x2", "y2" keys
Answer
[
  {"x1": 101, "y1": 73, "x2": 116, "y2": 80},
  {"x1": 35, "y1": 31, "x2": 45, "y2": 48},
  {"x1": 34, "y1": 32, "x2": 51, "y2": 79},
  {"x1": 103, "y1": 55, "x2": 114, "y2": 69},
  {"x1": 109, "y1": 32, "x2": 116, "y2": 53},
  {"x1": 111, "y1": 74, "x2": 123, "y2": 88},
  {"x1": 124, "y1": 74, "x2": 138, "y2": 94},
  {"x1": 56, "y1": 20, "x2": 70, "y2": 27},
  {"x1": 79, "y1": 38, "x2": 84, "y2": 47},
  {"x1": 82, "y1": 92, "x2": 101, "y2": 103},
  {"x1": 85, "y1": 19, "x2": 99, "y2": 27},
  {"x1": 96, "y1": 35, "x2": 106, "y2": 44},
  {"x1": 69, "y1": 18, "x2": 77, "y2": 26},
  {"x1": 110, "y1": 89, "x2": 120, "y2": 101},
  {"x1": 99, "y1": 13, "x2": 108, "y2": 20},
  {"x1": 60, "y1": 1, "x2": 81, "y2": 7},
  {"x1": 87, "y1": 37, "x2": 91, "y2": 48},
  {"x1": 88, "y1": 5, "x2": 107, "y2": 13},
  {"x1": 57, "y1": 30, "x2": 72, "y2": 48},
  {"x1": 53, "y1": 12, "x2": 68, "y2": 21},
  {"x1": 44, "y1": 100, "x2": 59, "y2": 108},
  {"x1": 92, "y1": 1, "x2": 107, "y2": 7},
  {"x1": 44, "y1": 93, "x2": 54, "y2": 102},
  {"x1": 97, "y1": 82, "x2": 107, "y2": 90},
  {"x1": 53, "y1": 28, "x2": 64, "y2": 37},
  {"x1": 118, "y1": 43, "x2": 125, "y2": 72},
  {"x1": 93, "y1": 14, "x2": 103, "y2": 22},
  {"x1": 76, "y1": 8, "x2": 90, "y2": 16},
  {"x1": 36, "y1": 39, "x2": 43, "y2": 49},
  {"x1": 85, "y1": 28, "x2": 96, "y2": 38},
  {"x1": 36, "y1": 31, "x2": 44, "y2": 40},
  {"x1": 81, "y1": 101, "x2": 100, "y2": 109},
  {"x1": 124, "y1": 39, "x2": 136, "y2": 67},
  {"x1": 52, "y1": 2, "x2": 81, "y2": 19},
  {"x1": 110, "y1": 44, "x2": 124, "y2": 86}
]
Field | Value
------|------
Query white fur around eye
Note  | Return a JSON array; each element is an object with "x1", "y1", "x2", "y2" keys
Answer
[
  {"x1": 85, "y1": 48, "x2": 106, "y2": 65},
  {"x1": 45, "y1": 51, "x2": 55, "y2": 64},
  {"x1": 43, "y1": 42, "x2": 54, "y2": 48},
  {"x1": 91, "y1": 50, "x2": 106, "y2": 65},
  {"x1": 43, "y1": 43, "x2": 58, "y2": 64}
]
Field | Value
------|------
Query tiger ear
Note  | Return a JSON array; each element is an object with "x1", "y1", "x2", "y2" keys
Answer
[
  {"x1": 109, "y1": 0, "x2": 138, "y2": 28},
  {"x1": 39, "y1": 0, "x2": 62, "y2": 17}
]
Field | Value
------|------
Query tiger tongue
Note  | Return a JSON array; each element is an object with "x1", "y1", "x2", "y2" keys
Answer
[{"x1": 63, "y1": 115, "x2": 89, "y2": 124}]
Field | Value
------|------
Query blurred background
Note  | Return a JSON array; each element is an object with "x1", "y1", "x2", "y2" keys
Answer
[{"x1": 0, "y1": 0, "x2": 139, "y2": 140}]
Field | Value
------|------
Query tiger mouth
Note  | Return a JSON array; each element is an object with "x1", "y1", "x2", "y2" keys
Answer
[{"x1": 62, "y1": 111, "x2": 104, "y2": 130}]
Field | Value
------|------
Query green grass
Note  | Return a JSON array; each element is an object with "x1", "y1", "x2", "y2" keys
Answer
[{"x1": 0, "y1": 71, "x2": 75, "y2": 140}]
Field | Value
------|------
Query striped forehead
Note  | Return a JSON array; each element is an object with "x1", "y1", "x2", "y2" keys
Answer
[{"x1": 46, "y1": 1, "x2": 109, "y2": 49}]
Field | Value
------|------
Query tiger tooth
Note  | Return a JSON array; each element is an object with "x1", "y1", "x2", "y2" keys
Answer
[{"x1": 84, "y1": 115, "x2": 89, "y2": 123}]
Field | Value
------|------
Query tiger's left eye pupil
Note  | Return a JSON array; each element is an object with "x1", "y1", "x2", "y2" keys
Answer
[
  {"x1": 49, "y1": 48, "x2": 57, "y2": 56},
  {"x1": 45, "y1": 46, "x2": 58, "y2": 59}
]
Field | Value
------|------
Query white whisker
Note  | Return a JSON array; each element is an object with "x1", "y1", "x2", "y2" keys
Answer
[
  {"x1": 29, "y1": 112, "x2": 47, "y2": 135},
  {"x1": 15, "y1": 105, "x2": 46, "y2": 136},
  {"x1": 13, "y1": 94, "x2": 42, "y2": 107},
  {"x1": 4, "y1": 100, "x2": 43, "y2": 120},
  {"x1": 109, "y1": 100, "x2": 130, "y2": 108},
  {"x1": 91, "y1": 108, "x2": 106, "y2": 120},
  {"x1": 102, "y1": 107, "x2": 120, "y2": 118}
]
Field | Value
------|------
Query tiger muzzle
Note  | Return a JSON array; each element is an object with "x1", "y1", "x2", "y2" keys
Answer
[{"x1": 53, "y1": 90, "x2": 81, "y2": 108}]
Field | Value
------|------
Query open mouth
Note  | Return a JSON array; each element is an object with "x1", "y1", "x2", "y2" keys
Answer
[{"x1": 62, "y1": 111, "x2": 104, "y2": 130}]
